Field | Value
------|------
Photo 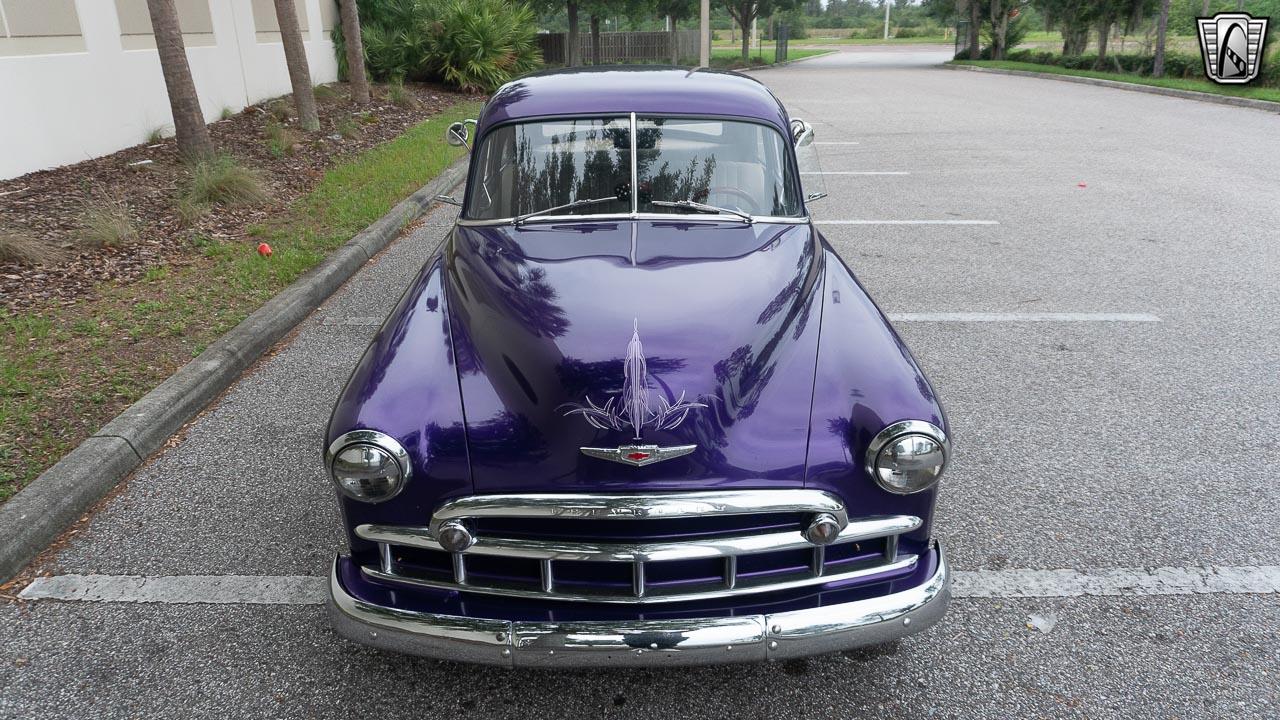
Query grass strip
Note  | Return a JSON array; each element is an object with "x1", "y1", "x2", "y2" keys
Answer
[
  {"x1": 952, "y1": 60, "x2": 1280, "y2": 104},
  {"x1": 0, "y1": 101, "x2": 483, "y2": 502}
]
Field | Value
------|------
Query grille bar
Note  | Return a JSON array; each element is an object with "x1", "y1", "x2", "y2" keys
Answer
[
  {"x1": 428, "y1": 489, "x2": 850, "y2": 532},
  {"x1": 360, "y1": 491, "x2": 920, "y2": 606},
  {"x1": 363, "y1": 553, "x2": 920, "y2": 605},
  {"x1": 358, "y1": 515, "x2": 920, "y2": 563}
]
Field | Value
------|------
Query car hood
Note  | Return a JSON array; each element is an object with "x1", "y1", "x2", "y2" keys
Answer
[{"x1": 445, "y1": 220, "x2": 824, "y2": 493}]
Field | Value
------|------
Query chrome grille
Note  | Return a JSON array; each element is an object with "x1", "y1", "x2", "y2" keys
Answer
[{"x1": 357, "y1": 490, "x2": 920, "y2": 605}]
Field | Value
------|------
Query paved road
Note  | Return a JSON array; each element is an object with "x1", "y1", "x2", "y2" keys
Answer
[{"x1": 4, "y1": 49, "x2": 1280, "y2": 719}]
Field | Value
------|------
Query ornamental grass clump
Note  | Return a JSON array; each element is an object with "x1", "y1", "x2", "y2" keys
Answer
[{"x1": 184, "y1": 155, "x2": 268, "y2": 207}]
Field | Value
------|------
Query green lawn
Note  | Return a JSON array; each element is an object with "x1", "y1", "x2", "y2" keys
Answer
[
  {"x1": 0, "y1": 101, "x2": 482, "y2": 503},
  {"x1": 952, "y1": 60, "x2": 1280, "y2": 104},
  {"x1": 714, "y1": 36, "x2": 951, "y2": 48},
  {"x1": 708, "y1": 48, "x2": 829, "y2": 68}
]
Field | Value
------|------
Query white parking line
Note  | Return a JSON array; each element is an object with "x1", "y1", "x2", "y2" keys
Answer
[
  {"x1": 18, "y1": 574, "x2": 325, "y2": 605},
  {"x1": 801, "y1": 171, "x2": 909, "y2": 176},
  {"x1": 889, "y1": 312, "x2": 1162, "y2": 323},
  {"x1": 19, "y1": 565, "x2": 1279, "y2": 605},
  {"x1": 814, "y1": 141, "x2": 860, "y2": 145},
  {"x1": 814, "y1": 220, "x2": 999, "y2": 225}
]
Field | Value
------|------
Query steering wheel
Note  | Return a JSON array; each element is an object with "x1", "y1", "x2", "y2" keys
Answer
[{"x1": 704, "y1": 186, "x2": 761, "y2": 214}]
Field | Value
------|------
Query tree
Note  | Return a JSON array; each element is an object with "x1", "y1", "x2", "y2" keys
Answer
[
  {"x1": 721, "y1": 0, "x2": 801, "y2": 60},
  {"x1": 568, "y1": 1, "x2": 581, "y2": 66},
  {"x1": 338, "y1": 0, "x2": 370, "y2": 104},
  {"x1": 145, "y1": 0, "x2": 213, "y2": 160},
  {"x1": 273, "y1": 0, "x2": 319, "y2": 130},
  {"x1": 655, "y1": 0, "x2": 699, "y2": 63},
  {"x1": 1152, "y1": 0, "x2": 1170, "y2": 76}
]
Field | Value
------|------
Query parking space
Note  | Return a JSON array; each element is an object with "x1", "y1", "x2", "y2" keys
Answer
[{"x1": 3, "y1": 47, "x2": 1279, "y2": 719}]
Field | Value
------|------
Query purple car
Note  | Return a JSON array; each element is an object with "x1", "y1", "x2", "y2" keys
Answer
[{"x1": 324, "y1": 67, "x2": 951, "y2": 667}]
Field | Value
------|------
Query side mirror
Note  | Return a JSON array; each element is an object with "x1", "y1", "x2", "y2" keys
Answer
[
  {"x1": 790, "y1": 118, "x2": 814, "y2": 147},
  {"x1": 445, "y1": 121, "x2": 470, "y2": 148}
]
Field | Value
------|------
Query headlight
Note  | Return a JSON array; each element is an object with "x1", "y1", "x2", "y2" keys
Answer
[
  {"x1": 865, "y1": 421, "x2": 949, "y2": 495},
  {"x1": 326, "y1": 430, "x2": 410, "y2": 502}
]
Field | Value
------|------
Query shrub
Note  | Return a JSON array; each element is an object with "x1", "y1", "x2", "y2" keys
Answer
[
  {"x1": 265, "y1": 121, "x2": 300, "y2": 158},
  {"x1": 335, "y1": 0, "x2": 540, "y2": 92},
  {"x1": 384, "y1": 78, "x2": 415, "y2": 108},
  {"x1": 336, "y1": 116, "x2": 361, "y2": 139},
  {"x1": 184, "y1": 155, "x2": 268, "y2": 207},
  {"x1": 81, "y1": 195, "x2": 138, "y2": 248},
  {"x1": 266, "y1": 99, "x2": 293, "y2": 122},
  {"x1": 0, "y1": 231, "x2": 63, "y2": 265}
]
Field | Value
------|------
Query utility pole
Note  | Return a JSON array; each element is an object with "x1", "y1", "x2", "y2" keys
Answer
[
  {"x1": 700, "y1": 0, "x2": 710, "y2": 66},
  {"x1": 883, "y1": 0, "x2": 891, "y2": 41}
]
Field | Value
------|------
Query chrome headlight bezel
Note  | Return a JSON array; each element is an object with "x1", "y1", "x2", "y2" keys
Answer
[
  {"x1": 325, "y1": 430, "x2": 411, "y2": 503},
  {"x1": 864, "y1": 420, "x2": 949, "y2": 495}
]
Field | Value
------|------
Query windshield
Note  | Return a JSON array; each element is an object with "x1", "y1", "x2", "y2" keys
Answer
[{"x1": 464, "y1": 115, "x2": 802, "y2": 221}]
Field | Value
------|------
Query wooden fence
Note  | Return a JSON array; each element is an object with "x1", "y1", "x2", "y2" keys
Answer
[{"x1": 536, "y1": 30, "x2": 702, "y2": 66}]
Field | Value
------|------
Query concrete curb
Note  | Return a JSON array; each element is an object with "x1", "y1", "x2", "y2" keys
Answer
[
  {"x1": 743, "y1": 49, "x2": 838, "y2": 71},
  {"x1": 941, "y1": 63, "x2": 1280, "y2": 114},
  {"x1": 0, "y1": 156, "x2": 470, "y2": 583}
]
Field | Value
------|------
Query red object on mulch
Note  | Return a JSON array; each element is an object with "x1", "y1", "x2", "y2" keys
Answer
[{"x1": 257, "y1": 242, "x2": 272, "y2": 257}]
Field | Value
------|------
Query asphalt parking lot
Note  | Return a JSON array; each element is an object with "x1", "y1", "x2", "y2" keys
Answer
[{"x1": 3, "y1": 46, "x2": 1279, "y2": 719}]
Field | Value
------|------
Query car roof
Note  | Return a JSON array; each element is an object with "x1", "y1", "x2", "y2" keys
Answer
[{"x1": 476, "y1": 66, "x2": 792, "y2": 136}]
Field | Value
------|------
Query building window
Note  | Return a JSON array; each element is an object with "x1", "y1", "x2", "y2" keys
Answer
[
  {"x1": 115, "y1": 0, "x2": 216, "y2": 50},
  {"x1": 252, "y1": 0, "x2": 310, "y2": 44},
  {"x1": 0, "y1": 0, "x2": 86, "y2": 56}
]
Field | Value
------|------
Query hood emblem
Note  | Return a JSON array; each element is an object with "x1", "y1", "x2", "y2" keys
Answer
[
  {"x1": 580, "y1": 444, "x2": 697, "y2": 467},
  {"x1": 563, "y1": 320, "x2": 706, "y2": 462}
]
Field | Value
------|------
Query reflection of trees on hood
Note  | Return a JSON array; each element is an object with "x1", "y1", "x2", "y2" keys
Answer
[
  {"x1": 557, "y1": 356, "x2": 688, "y2": 401},
  {"x1": 463, "y1": 411, "x2": 551, "y2": 465},
  {"x1": 472, "y1": 230, "x2": 571, "y2": 340}
]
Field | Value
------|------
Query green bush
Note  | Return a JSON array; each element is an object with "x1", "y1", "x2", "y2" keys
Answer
[
  {"x1": 1001, "y1": 48, "x2": 1215, "y2": 81},
  {"x1": 335, "y1": 0, "x2": 540, "y2": 92}
]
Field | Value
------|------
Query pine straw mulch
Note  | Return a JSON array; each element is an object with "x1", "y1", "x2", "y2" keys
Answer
[{"x1": 0, "y1": 81, "x2": 475, "y2": 313}]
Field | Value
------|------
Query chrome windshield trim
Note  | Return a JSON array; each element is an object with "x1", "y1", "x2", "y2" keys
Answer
[
  {"x1": 358, "y1": 515, "x2": 919, "y2": 564},
  {"x1": 629, "y1": 111, "x2": 638, "y2": 214},
  {"x1": 362, "y1": 553, "x2": 919, "y2": 605},
  {"x1": 428, "y1": 489, "x2": 849, "y2": 533},
  {"x1": 453, "y1": 213, "x2": 810, "y2": 227}
]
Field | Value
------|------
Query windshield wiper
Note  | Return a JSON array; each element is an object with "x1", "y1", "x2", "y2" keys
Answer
[
  {"x1": 513, "y1": 196, "x2": 620, "y2": 225},
  {"x1": 649, "y1": 200, "x2": 753, "y2": 224}
]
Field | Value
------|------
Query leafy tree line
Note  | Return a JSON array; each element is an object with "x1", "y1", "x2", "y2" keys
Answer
[{"x1": 926, "y1": 0, "x2": 1275, "y2": 78}]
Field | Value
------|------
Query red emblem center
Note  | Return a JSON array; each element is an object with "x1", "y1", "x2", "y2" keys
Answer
[{"x1": 626, "y1": 452, "x2": 651, "y2": 461}]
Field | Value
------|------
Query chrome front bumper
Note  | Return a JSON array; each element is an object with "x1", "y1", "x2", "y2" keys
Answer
[{"x1": 327, "y1": 542, "x2": 950, "y2": 668}]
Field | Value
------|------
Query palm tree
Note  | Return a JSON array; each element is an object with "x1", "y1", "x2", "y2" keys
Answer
[
  {"x1": 145, "y1": 0, "x2": 213, "y2": 160},
  {"x1": 339, "y1": 0, "x2": 370, "y2": 104},
  {"x1": 273, "y1": 0, "x2": 320, "y2": 130}
]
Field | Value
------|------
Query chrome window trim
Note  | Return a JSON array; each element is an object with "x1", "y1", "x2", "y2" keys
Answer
[
  {"x1": 357, "y1": 515, "x2": 919, "y2": 564},
  {"x1": 461, "y1": 111, "x2": 807, "y2": 224},
  {"x1": 362, "y1": 553, "x2": 919, "y2": 606},
  {"x1": 428, "y1": 489, "x2": 849, "y2": 534},
  {"x1": 323, "y1": 429, "x2": 412, "y2": 503},
  {"x1": 864, "y1": 420, "x2": 950, "y2": 495}
]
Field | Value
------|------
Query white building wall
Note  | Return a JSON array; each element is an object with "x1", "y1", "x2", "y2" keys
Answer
[{"x1": 0, "y1": 0, "x2": 340, "y2": 180}]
